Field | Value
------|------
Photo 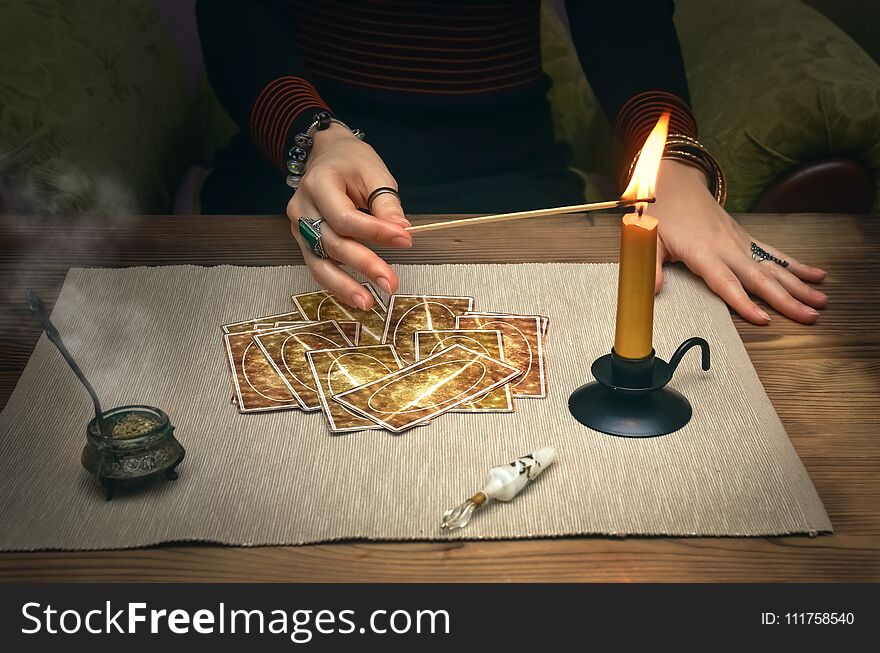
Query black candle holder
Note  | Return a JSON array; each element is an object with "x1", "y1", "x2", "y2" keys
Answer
[{"x1": 568, "y1": 337, "x2": 711, "y2": 438}]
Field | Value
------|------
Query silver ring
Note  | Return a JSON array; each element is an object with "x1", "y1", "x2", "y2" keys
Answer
[
  {"x1": 298, "y1": 217, "x2": 328, "y2": 259},
  {"x1": 366, "y1": 186, "x2": 399, "y2": 213},
  {"x1": 751, "y1": 242, "x2": 789, "y2": 268}
]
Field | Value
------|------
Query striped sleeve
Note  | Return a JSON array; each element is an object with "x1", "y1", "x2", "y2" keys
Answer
[{"x1": 250, "y1": 77, "x2": 330, "y2": 167}]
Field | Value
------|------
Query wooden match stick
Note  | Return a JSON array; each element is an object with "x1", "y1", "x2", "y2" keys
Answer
[{"x1": 405, "y1": 197, "x2": 654, "y2": 233}]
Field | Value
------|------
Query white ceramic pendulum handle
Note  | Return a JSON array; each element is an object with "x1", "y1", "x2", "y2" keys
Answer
[{"x1": 440, "y1": 447, "x2": 557, "y2": 530}]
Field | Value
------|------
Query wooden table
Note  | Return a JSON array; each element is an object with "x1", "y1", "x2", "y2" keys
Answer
[{"x1": 0, "y1": 213, "x2": 877, "y2": 582}]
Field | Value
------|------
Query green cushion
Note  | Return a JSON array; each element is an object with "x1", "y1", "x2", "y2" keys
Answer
[
  {"x1": 541, "y1": 0, "x2": 880, "y2": 213},
  {"x1": 0, "y1": 0, "x2": 190, "y2": 214},
  {"x1": 676, "y1": 0, "x2": 880, "y2": 213}
]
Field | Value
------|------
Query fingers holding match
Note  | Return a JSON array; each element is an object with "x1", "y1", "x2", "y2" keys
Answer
[
  {"x1": 305, "y1": 172, "x2": 412, "y2": 248},
  {"x1": 316, "y1": 194, "x2": 412, "y2": 249}
]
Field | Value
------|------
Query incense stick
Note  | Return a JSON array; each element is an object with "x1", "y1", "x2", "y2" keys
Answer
[{"x1": 405, "y1": 197, "x2": 653, "y2": 234}]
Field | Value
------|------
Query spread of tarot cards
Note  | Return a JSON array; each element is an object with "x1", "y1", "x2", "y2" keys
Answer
[{"x1": 221, "y1": 283, "x2": 549, "y2": 434}]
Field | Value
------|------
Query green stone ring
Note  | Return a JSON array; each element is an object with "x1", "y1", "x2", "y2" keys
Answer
[{"x1": 298, "y1": 217, "x2": 327, "y2": 259}]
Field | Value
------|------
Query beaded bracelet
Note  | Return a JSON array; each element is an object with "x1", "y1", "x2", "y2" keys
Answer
[{"x1": 285, "y1": 110, "x2": 366, "y2": 190}]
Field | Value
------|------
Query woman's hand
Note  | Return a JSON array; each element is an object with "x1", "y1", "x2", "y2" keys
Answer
[
  {"x1": 652, "y1": 160, "x2": 827, "y2": 324},
  {"x1": 287, "y1": 124, "x2": 412, "y2": 310}
]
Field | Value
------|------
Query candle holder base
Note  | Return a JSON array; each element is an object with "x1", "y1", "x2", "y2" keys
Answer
[{"x1": 568, "y1": 338, "x2": 710, "y2": 438}]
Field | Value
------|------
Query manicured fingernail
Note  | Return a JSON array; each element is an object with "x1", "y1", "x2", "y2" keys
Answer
[
  {"x1": 806, "y1": 307, "x2": 819, "y2": 317},
  {"x1": 376, "y1": 276, "x2": 393, "y2": 294},
  {"x1": 392, "y1": 213, "x2": 411, "y2": 226},
  {"x1": 757, "y1": 308, "x2": 770, "y2": 322},
  {"x1": 391, "y1": 236, "x2": 412, "y2": 248},
  {"x1": 351, "y1": 293, "x2": 368, "y2": 310}
]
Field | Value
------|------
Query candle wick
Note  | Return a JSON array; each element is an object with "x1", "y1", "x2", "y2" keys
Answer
[{"x1": 637, "y1": 204, "x2": 645, "y2": 219}]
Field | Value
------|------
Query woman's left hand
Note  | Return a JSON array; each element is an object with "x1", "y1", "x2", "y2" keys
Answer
[{"x1": 651, "y1": 159, "x2": 828, "y2": 325}]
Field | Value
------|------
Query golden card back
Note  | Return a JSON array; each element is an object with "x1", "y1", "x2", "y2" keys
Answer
[
  {"x1": 255, "y1": 321, "x2": 353, "y2": 410},
  {"x1": 414, "y1": 330, "x2": 515, "y2": 412},
  {"x1": 307, "y1": 345, "x2": 404, "y2": 432},
  {"x1": 224, "y1": 330, "x2": 300, "y2": 413},
  {"x1": 456, "y1": 314, "x2": 546, "y2": 398},
  {"x1": 382, "y1": 295, "x2": 474, "y2": 363},
  {"x1": 333, "y1": 344, "x2": 521, "y2": 432},
  {"x1": 291, "y1": 284, "x2": 386, "y2": 344}
]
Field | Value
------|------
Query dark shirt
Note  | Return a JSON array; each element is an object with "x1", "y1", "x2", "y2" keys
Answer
[{"x1": 197, "y1": 0, "x2": 696, "y2": 211}]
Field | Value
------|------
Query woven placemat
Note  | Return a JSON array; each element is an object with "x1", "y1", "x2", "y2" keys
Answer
[{"x1": 0, "y1": 264, "x2": 830, "y2": 550}]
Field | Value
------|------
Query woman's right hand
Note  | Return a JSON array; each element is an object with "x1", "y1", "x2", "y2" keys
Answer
[{"x1": 287, "y1": 123, "x2": 413, "y2": 310}]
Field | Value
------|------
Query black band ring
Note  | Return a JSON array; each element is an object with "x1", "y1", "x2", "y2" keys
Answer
[{"x1": 367, "y1": 186, "x2": 400, "y2": 213}]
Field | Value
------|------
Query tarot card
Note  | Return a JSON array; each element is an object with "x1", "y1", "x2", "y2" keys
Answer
[
  {"x1": 275, "y1": 320, "x2": 361, "y2": 346},
  {"x1": 291, "y1": 283, "x2": 386, "y2": 344},
  {"x1": 414, "y1": 330, "x2": 514, "y2": 412},
  {"x1": 381, "y1": 295, "x2": 474, "y2": 364},
  {"x1": 332, "y1": 344, "x2": 521, "y2": 432},
  {"x1": 223, "y1": 330, "x2": 300, "y2": 413},
  {"x1": 222, "y1": 310, "x2": 307, "y2": 334},
  {"x1": 456, "y1": 314, "x2": 546, "y2": 398},
  {"x1": 464, "y1": 311, "x2": 549, "y2": 339},
  {"x1": 253, "y1": 320, "x2": 312, "y2": 330},
  {"x1": 225, "y1": 321, "x2": 315, "y2": 403},
  {"x1": 254, "y1": 321, "x2": 354, "y2": 410},
  {"x1": 252, "y1": 320, "x2": 361, "y2": 345},
  {"x1": 306, "y1": 345, "x2": 405, "y2": 433}
]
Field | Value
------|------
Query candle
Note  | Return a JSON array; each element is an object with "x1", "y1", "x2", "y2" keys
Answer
[
  {"x1": 613, "y1": 113, "x2": 669, "y2": 360},
  {"x1": 614, "y1": 212, "x2": 658, "y2": 358}
]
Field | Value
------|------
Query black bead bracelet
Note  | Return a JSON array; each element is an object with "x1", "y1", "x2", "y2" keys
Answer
[{"x1": 285, "y1": 111, "x2": 365, "y2": 190}]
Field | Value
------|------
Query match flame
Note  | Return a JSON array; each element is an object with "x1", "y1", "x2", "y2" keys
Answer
[{"x1": 622, "y1": 112, "x2": 669, "y2": 213}]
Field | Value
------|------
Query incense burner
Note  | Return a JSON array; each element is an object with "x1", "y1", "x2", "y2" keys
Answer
[{"x1": 82, "y1": 405, "x2": 184, "y2": 500}]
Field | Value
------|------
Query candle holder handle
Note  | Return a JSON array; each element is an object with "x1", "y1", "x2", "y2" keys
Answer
[
  {"x1": 660, "y1": 337, "x2": 710, "y2": 386},
  {"x1": 568, "y1": 337, "x2": 711, "y2": 438}
]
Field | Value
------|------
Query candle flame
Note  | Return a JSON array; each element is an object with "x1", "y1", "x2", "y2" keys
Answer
[{"x1": 622, "y1": 112, "x2": 670, "y2": 212}]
